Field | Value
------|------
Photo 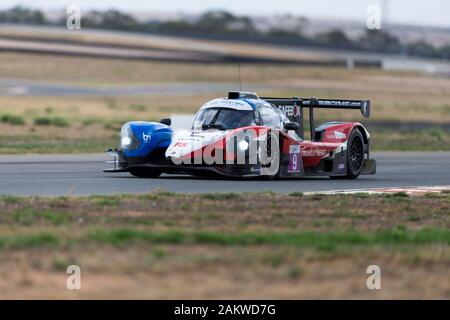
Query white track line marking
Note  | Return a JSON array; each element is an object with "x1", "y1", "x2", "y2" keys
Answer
[{"x1": 304, "y1": 185, "x2": 450, "y2": 195}]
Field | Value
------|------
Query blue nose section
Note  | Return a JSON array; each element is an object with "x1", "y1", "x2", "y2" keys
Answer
[{"x1": 124, "y1": 121, "x2": 173, "y2": 158}]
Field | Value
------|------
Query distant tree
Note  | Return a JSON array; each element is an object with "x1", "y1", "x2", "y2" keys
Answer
[
  {"x1": 195, "y1": 10, "x2": 257, "y2": 34},
  {"x1": 0, "y1": 5, "x2": 446, "y2": 61},
  {"x1": 317, "y1": 29, "x2": 352, "y2": 46},
  {"x1": 155, "y1": 20, "x2": 193, "y2": 33},
  {"x1": 0, "y1": 6, "x2": 46, "y2": 24},
  {"x1": 82, "y1": 10, "x2": 142, "y2": 31},
  {"x1": 267, "y1": 28, "x2": 301, "y2": 37},
  {"x1": 440, "y1": 45, "x2": 450, "y2": 60},
  {"x1": 406, "y1": 41, "x2": 438, "y2": 58},
  {"x1": 268, "y1": 14, "x2": 306, "y2": 35},
  {"x1": 358, "y1": 29, "x2": 402, "y2": 53}
]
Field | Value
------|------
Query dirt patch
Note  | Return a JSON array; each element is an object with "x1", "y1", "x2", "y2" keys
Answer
[{"x1": 0, "y1": 246, "x2": 447, "y2": 299}]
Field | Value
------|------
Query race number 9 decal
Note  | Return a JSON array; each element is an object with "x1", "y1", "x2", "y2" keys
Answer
[{"x1": 288, "y1": 145, "x2": 301, "y2": 173}]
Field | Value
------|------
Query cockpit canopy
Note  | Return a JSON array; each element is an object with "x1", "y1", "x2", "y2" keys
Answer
[
  {"x1": 192, "y1": 97, "x2": 290, "y2": 131},
  {"x1": 193, "y1": 107, "x2": 256, "y2": 130}
]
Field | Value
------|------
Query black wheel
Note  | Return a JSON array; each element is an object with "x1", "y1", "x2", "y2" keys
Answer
[
  {"x1": 331, "y1": 129, "x2": 365, "y2": 179},
  {"x1": 129, "y1": 168, "x2": 161, "y2": 178}
]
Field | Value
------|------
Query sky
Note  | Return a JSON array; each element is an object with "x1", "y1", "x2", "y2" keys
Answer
[{"x1": 0, "y1": 0, "x2": 449, "y2": 28}]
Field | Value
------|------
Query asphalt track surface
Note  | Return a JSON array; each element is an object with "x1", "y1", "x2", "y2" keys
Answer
[{"x1": 0, "y1": 152, "x2": 449, "y2": 196}]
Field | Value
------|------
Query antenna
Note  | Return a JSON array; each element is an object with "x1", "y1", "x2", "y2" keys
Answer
[{"x1": 238, "y1": 64, "x2": 242, "y2": 91}]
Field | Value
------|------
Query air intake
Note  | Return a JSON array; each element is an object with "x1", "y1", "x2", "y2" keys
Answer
[{"x1": 228, "y1": 91, "x2": 259, "y2": 99}]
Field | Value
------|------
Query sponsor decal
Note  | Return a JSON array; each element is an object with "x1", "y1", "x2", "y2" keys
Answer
[
  {"x1": 222, "y1": 100, "x2": 245, "y2": 107},
  {"x1": 288, "y1": 144, "x2": 301, "y2": 173},
  {"x1": 325, "y1": 131, "x2": 347, "y2": 140},
  {"x1": 142, "y1": 132, "x2": 151, "y2": 142},
  {"x1": 301, "y1": 148, "x2": 328, "y2": 157},
  {"x1": 334, "y1": 131, "x2": 347, "y2": 139},
  {"x1": 277, "y1": 104, "x2": 300, "y2": 117},
  {"x1": 190, "y1": 133, "x2": 205, "y2": 138},
  {"x1": 205, "y1": 100, "x2": 249, "y2": 108},
  {"x1": 314, "y1": 100, "x2": 360, "y2": 107},
  {"x1": 174, "y1": 142, "x2": 189, "y2": 147},
  {"x1": 289, "y1": 145, "x2": 301, "y2": 153},
  {"x1": 338, "y1": 163, "x2": 346, "y2": 170}
]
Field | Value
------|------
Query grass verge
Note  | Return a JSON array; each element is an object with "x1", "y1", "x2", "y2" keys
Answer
[
  {"x1": 0, "y1": 190, "x2": 448, "y2": 298},
  {"x1": 88, "y1": 227, "x2": 449, "y2": 248}
]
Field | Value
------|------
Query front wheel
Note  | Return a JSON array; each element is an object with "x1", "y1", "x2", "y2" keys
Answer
[
  {"x1": 331, "y1": 129, "x2": 365, "y2": 179},
  {"x1": 129, "y1": 168, "x2": 161, "y2": 178}
]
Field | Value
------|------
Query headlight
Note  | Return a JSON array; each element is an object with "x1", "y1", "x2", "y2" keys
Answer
[
  {"x1": 120, "y1": 123, "x2": 138, "y2": 150},
  {"x1": 121, "y1": 136, "x2": 132, "y2": 148},
  {"x1": 238, "y1": 140, "x2": 249, "y2": 151}
]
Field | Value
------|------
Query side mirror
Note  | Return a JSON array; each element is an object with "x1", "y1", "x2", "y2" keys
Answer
[
  {"x1": 160, "y1": 118, "x2": 171, "y2": 126},
  {"x1": 284, "y1": 122, "x2": 299, "y2": 131}
]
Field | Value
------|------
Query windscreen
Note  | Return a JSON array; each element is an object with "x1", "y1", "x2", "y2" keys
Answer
[{"x1": 193, "y1": 108, "x2": 256, "y2": 130}]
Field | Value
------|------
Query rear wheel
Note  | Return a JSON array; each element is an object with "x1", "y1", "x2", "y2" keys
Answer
[
  {"x1": 331, "y1": 129, "x2": 365, "y2": 179},
  {"x1": 129, "y1": 168, "x2": 161, "y2": 178}
]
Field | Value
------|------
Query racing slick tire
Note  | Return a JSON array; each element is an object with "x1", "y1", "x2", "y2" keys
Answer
[
  {"x1": 129, "y1": 168, "x2": 162, "y2": 178},
  {"x1": 330, "y1": 128, "x2": 365, "y2": 179}
]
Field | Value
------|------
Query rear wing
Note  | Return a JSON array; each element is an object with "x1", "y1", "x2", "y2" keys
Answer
[{"x1": 261, "y1": 97, "x2": 370, "y2": 139}]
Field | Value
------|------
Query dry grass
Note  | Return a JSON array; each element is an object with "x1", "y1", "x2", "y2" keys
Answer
[
  {"x1": 1, "y1": 192, "x2": 449, "y2": 232},
  {"x1": 1, "y1": 92, "x2": 449, "y2": 153},
  {"x1": 0, "y1": 95, "x2": 208, "y2": 153},
  {"x1": 1, "y1": 52, "x2": 450, "y2": 152},
  {"x1": 1, "y1": 245, "x2": 448, "y2": 299},
  {"x1": 0, "y1": 27, "x2": 339, "y2": 61},
  {"x1": 0, "y1": 192, "x2": 448, "y2": 299},
  {"x1": 0, "y1": 95, "x2": 206, "y2": 123},
  {"x1": 0, "y1": 52, "x2": 449, "y2": 123},
  {"x1": 0, "y1": 52, "x2": 399, "y2": 84}
]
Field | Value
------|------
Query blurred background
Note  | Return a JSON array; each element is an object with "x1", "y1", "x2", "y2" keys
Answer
[{"x1": 0, "y1": 0, "x2": 449, "y2": 153}]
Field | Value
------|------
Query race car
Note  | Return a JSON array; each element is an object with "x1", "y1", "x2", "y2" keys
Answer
[{"x1": 104, "y1": 91, "x2": 376, "y2": 179}]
